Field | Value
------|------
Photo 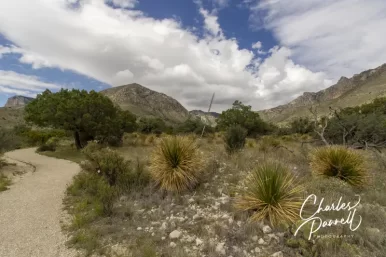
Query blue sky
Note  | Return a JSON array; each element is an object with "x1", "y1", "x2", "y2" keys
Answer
[{"x1": 1, "y1": 0, "x2": 386, "y2": 111}]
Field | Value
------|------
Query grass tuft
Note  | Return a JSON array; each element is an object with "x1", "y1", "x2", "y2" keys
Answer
[
  {"x1": 149, "y1": 135, "x2": 203, "y2": 193},
  {"x1": 235, "y1": 161, "x2": 304, "y2": 227},
  {"x1": 310, "y1": 146, "x2": 368, "y2": 187}
]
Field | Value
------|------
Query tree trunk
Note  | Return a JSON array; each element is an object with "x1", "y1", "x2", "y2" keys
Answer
[{"x1": 73, "y1": 131, "x2": 83, "y2": 149}]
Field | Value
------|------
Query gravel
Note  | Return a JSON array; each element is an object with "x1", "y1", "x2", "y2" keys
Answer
[{"x1": 0, "y1": 148, "x2": 80, "y2": 257}]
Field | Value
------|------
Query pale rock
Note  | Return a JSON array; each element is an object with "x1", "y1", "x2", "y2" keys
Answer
[
  {"x1": 252, "y1": 235, "x2": 258, "y2": 242},
  {"x1": 169, "y1": 230, "x2": 182, "y2": 239},
  {"x1": 271, "y1": 251, "x2": 284, "y2": 257},
  {"x1": 215, "y1": 243, "x2": 226, "y2": 255},
  {"x1": 254, "y1": 247, "x2": 261, "y2": 253},
  {"x1": 136, "y1": 227, "x2": 142, "y2": 231},
  {"x1": 170, "y1": 242, "x2": 177, "y2": 248},
  {"x1": 196, "y1": 238, "x2": 203, "y2": 246},
  {"x1": 262, "y1": 225, "x2": 272, "y2": 234},
  {"x1": 258, "y1": 238, "x2": 266, "y2": 245}
]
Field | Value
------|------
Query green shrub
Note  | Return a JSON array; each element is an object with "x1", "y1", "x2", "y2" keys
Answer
[
  {"x1": 290, "y1": 117, "x2": 314, "y2": 134},
  {"x1": 0, "y1": 128, "x2": 22, "y2": 151},
  {"x1": 81, "y1": 142, "x2": 149, "y2": 192},
  {"x1": 234, "y1": 161, "x2": 304, "y2": 227},
  {"x1": 23, "y1": 129, "x2": 66, "y2": 146},
  {"x1": 224, "y1": 125, "x2": 247, "y2": 154},
  {"x1": 310, "y1": 146, "x2": 368, "y2": 187},
  {"x1": 149, "y1": 136, "x2": 203, "y2": 193},
  {"x1": 36, "y1": 143, "x2": 56, "y2": 152},
  {"x1": 81, "y1": 143, "x2": 130, "y2": 186},
  {"x1": 0, "y1": 172, "x2": 11, "y2": 192}
]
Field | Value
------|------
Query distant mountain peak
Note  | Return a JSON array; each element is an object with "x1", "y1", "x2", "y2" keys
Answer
[
  {"x1": 100, "y1": 83, "x2": 189, "y2": 123},
  {"x1": 4, "y1": 95, "x2": 34, "y2": 108}
]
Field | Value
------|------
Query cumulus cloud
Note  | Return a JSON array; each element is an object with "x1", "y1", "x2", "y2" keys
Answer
[
  {"x1": 248, "y1": 0, "x2": 386, "y2": 79},
  {"x1": 0, "y1": 70, "x2": 60, "y2": 97},
  {"x1": 106, "y1": 0, "x2": 137, "y2": 8},
  {"x1": 251, "y1": 41, "x2": 262, "y2": 49},
  {"x1": 0, "y1": 0, "x2": 330, "y2": 111}
]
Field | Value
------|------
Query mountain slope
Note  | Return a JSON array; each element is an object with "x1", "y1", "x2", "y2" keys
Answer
[
  {"x1": 100, "y1": 83, "x2": 189, "y2": 123},
  {"x1": 189, "y1": 110, "x2": 219, "y2": 126},
  {"x1": 258, "y1": 63, "x2": 386, "y2": 124}
]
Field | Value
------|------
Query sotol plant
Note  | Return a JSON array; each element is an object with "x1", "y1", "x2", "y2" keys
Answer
[
  {"x1": 235, "y1": 161, "x2": 304, "y2": 227},
  {"x1": 224, "y1": 125, "x2": 247, "y2": 154},
  {"x1": 150, "y1": 136, "x2": 203, "y2": 193},
  {"x1": 310, "y1": 146, "x2": 368, "y2": 187}
]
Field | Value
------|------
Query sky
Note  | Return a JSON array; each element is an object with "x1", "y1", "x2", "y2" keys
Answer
[{"x1": 0, "y1": 0, "x2": 386, "y2": 112}]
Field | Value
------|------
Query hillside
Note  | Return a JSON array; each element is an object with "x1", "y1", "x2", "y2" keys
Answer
[
  {"x1": 258, "y1": 63, "x2": 386, "y2": 124},
  {"x1": 189, "y1": 110, "x2": 219, "y2": 126},
  {"x1": 100, "y1": 83, "x2": 189, "y2": 124},
  {"x1": 0, "y1": 107, "x2": 25, "y2": 129}
]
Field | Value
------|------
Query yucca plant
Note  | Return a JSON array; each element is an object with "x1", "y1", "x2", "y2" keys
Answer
[
  {"x1": 235, "y1": 161, "x2": 304, "y2": 227},
  {"x1": 310, "y1": 146, "x2": 368, "y2": 187},
  {"x1": 150, "y1": 136, "x2": 203, "y2": 193}
]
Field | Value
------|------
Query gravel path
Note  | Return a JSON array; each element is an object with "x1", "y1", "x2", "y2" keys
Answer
[{"x1": 0, "y1": 148, "x2": 80, "y2": 257}]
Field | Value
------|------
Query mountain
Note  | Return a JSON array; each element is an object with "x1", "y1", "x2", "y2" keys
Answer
[
  {"x1": 4, "y1": 96, "x2": 34, "y2": 108},
  {"x1": 258, "y1": 63, "x2": 386, "y2": 124},
  {"x1": 189, "y1": 110, "x2": 220, "y2": 126},
  {"x1": 100, "y1": 83, "x2": 189, "y2": 123}
]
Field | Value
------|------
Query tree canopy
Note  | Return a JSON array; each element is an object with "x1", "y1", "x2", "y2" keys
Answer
[
  {"x1": 25, "y1": 89, "x2": 137, "y2": 148},
  {"x1": 217, "y1": 100, "x2": 270, "y2": 136}
]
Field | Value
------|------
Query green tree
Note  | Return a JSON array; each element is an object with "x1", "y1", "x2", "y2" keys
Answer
[
  {"x1": 25, "y1": 89, "x2": 136, "y2": 149},
  {"x1": 137, "y1": 117, "x2": 166, "y2": 134},
  {"x1": 217, "y1": 100, "x2": 270, "y2": 136},
  {"x1": 289, "y1": 117, "x2": 314, "y2": 134}
]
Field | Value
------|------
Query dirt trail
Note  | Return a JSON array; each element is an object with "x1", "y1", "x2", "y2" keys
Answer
[{"x1": 0, "y1": 148, "x2": 80, "y2": 257}]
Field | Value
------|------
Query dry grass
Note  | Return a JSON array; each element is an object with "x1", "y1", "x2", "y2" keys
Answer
[{"x1": 149, "y1": 135, "x2": 204, "y2": 193}]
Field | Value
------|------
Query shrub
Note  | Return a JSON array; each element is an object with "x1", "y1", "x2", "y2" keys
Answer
[
  {"x1": 0, "y1": 128, "x2": 22, "y2": 151},
  {"x1": 36, "y1": 143, "x2": 56, "y2": 152},
  {"x1": 290, "y1": 117, "x2": 314, "y2": 134},
  {"x1": 149, "y1": 136, "x2": 203, "y2": 192},
  {"x1": 81, "y1": 142, "x2": 148, "y2": 192},
  {"x1": 0, "y1": 172, "x2": 11, "y2": 192},
  {"x1": 258, "y1": 136, "x2": 281, "y2": 152},
  {"x1": 224, "y1": 125, "x2": 247, "y2": 154},
  {"x1": 310, "y1": 146, "x2": 368, "y2": 187},
  {"x1": 234, "y1": 161, "x2": 304, "y2": 227}
]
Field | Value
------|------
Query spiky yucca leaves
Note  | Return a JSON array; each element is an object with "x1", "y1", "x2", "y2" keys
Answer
[
  {"x1": 150, "y1": 136, "x2": 203, "y2": 193},
  {"x1": 310, "y1": 146, "x2": 368, "y2": 187},
  {"x1": 235, "y1": 161, "x2": 304, "y2": 227}
]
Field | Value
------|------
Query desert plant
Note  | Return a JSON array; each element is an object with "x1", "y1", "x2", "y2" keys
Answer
[
  {"x1": 149, "y1": 136, "x2": 203, "y2": 192},
  {"x1": 310, "y1": 146, "x2": 368, "y2": 187},
  {"x1": 224, "y1": 125, "x2": 247, "y2": 154},
  {"x1": 36, "y1": 143, "x2": 56, "y2": 152},
  {"x1": 81, "y1": 143, "x2": 130, "y2": 186},
  {"x1": 234, "y1": 161, "x2": 304, "y2": 227}
]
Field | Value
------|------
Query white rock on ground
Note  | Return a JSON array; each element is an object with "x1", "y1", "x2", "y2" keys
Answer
[
  {"x1": 215, "y1": 242, "x2": 226, "y2": 255},
  {"x1": 169, "y1": 230, "x2": 182, "y2": 239},
  {"x1": 262, "y1": 225, "x2": 272, "y2": 234},
  {"x1": 271, "y1": 251, "x2": 284, "y2": 257}
]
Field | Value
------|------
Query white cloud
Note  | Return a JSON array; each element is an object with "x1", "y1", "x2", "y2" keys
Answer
[
  {"x1": 199, "y1": 8, "x2": 223, "y2": 37},
  {"x1": 106, "y1": 0, "x2": 137, "y2": 8},
  {"x1": 248, "y1": 0, "x2": 386, "y2": 79},
  {"x1": 251, "y1": 41, "x2": 262, "y2": 49},
  {"x1": 211, "y1": 0, "x2": 230, "y2": 8},
  {"x1": 0, "y1": 0, "x2": 330, "y2": 111},
  {"x1": 0, "y1": 70, "x2": 60, "y2": 97}
]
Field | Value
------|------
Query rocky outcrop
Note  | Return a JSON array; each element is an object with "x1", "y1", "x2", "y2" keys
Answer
[
  {"x1": 100, "y1": 83, "x2": 189, "y2": 123},
  {"x1": 189, "y1": 110, "x2": 220, "y2": 126},
  {"x1": 4, "y1": 96, "x2": 34, "y2": 108}
]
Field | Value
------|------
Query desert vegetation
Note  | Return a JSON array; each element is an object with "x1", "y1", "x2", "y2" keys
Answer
[{"x1": 3, "y1": 90, "x2": 386, "y2": 257}]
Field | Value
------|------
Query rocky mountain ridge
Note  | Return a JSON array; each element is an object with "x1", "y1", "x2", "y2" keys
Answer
[
  {"x1": 4, "y1": 96, "x2": 34, "y2": 108},
  {"x1": 259, "y1": 63, "x2": 386, "y2": 123}
]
